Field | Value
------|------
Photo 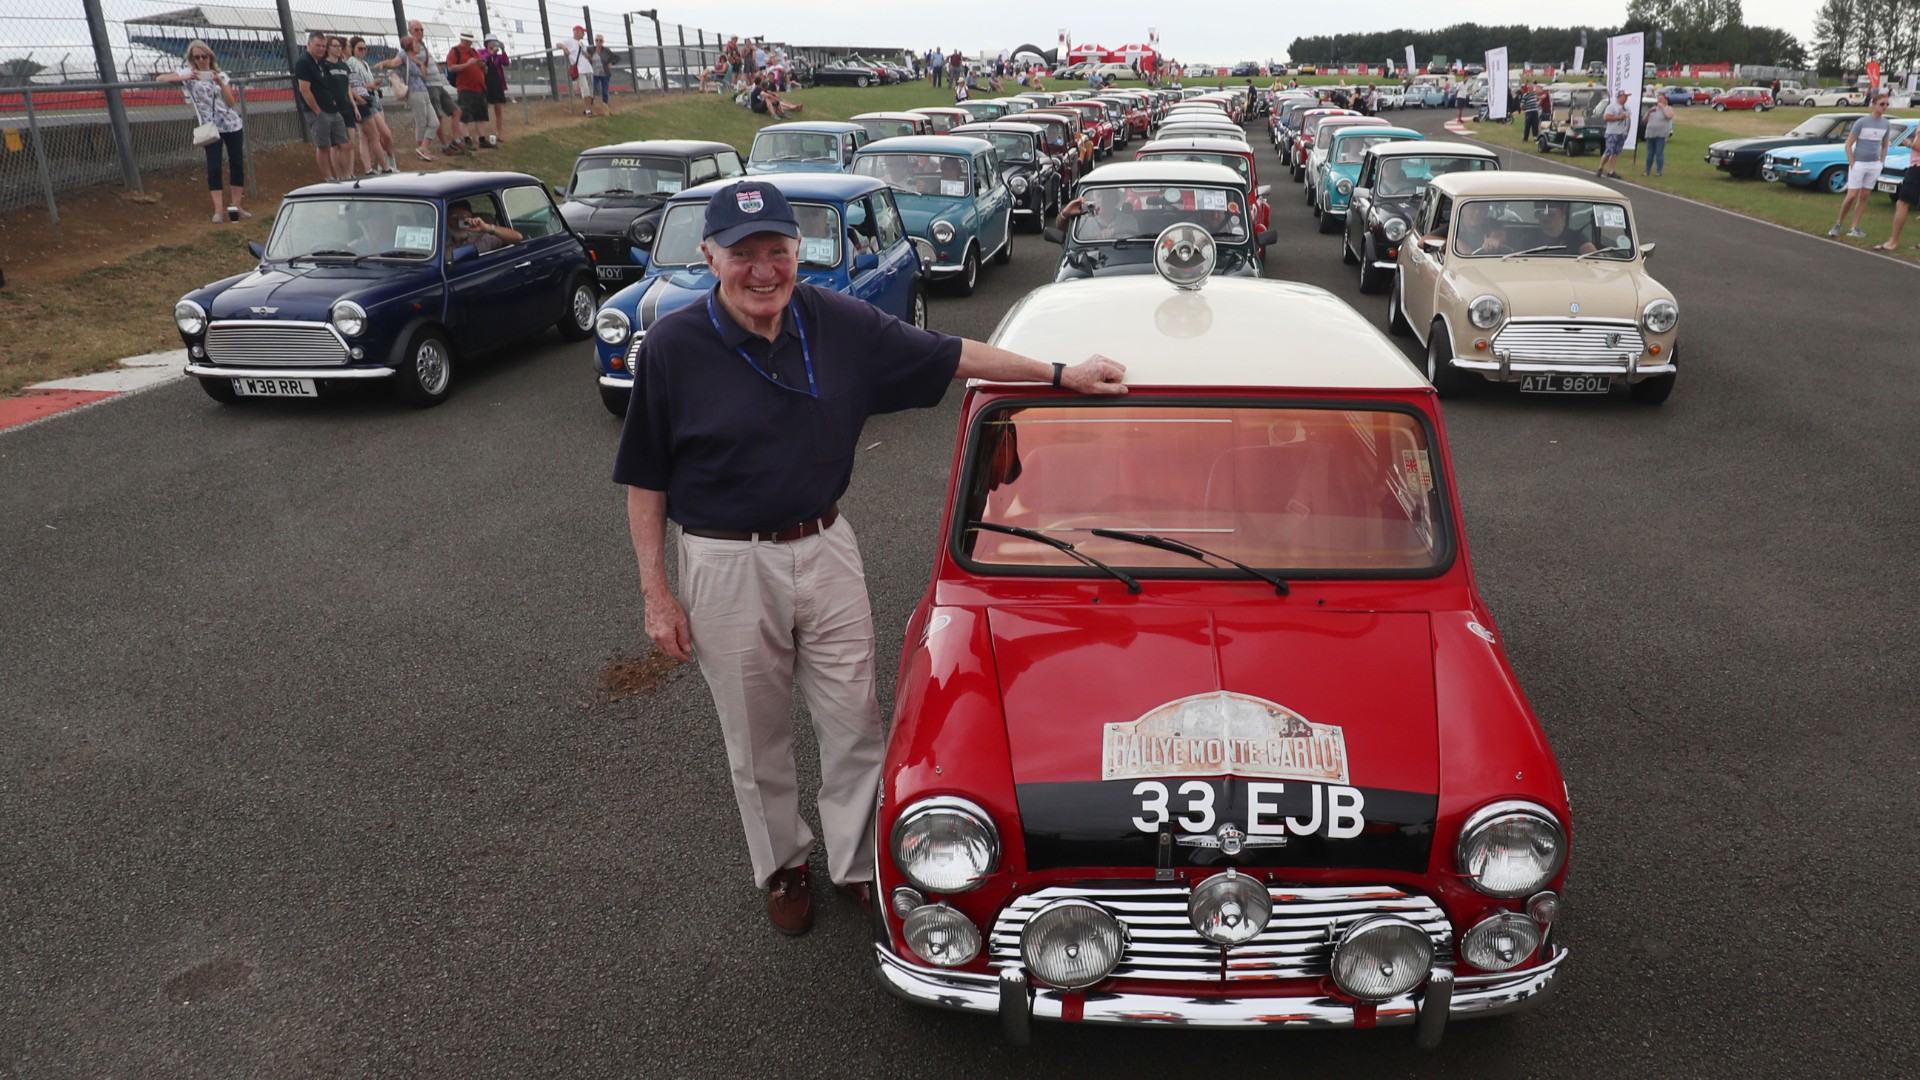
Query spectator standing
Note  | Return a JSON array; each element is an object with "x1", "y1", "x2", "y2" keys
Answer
[
  {"x1": 1874, "y1": 121, "x2": 1920, "y2": 250},
  {"x1": 377, "y1": 35, "x2": 438, "y2": 161},
  {"x1": 482, "y1": 37, "x2": 510, "y2": 144},
  {"x1": 447, "y1": 32, "x2": 491, "y2": 153},
  {"x1": 292, "y1": 33, "x2": 352, "y2": 182},
  {"x1": 615, "y1": 180, "x2": 1126, "y2": 935},
  {"x1": 929, "y1": 47, "x2": 942, "y2": 87},
  {"x1": 1641, "y1": 95, "x2": 1674, "y2": 176},
  {"x1": 158, "y1": 39, "x2": 249, "y2": 223},
  {"x1": 346, "y1": 37, "x2": 398, "y2": 174},
  {"x1": 1596, "y1": 89, "x2": 1630, "y2": 179},
  {"x1": 754, "y1": 42, "x2": 768, "y2": 75},
  {"x1": 1830, "y1": 93, "x2": 1893, "y2": 239},
  {"x1": 408, "y1": 19, "x2": 463, "y2": 154},
  {"x1": 588, "y1": 35, "x2": 615, "y2": 115},
  {"x1": 556, "y1": 25, "x2": 593, "y2": 115},
  {"x1": 948, "y1": 48, "x2": 963, "y2": 86}
]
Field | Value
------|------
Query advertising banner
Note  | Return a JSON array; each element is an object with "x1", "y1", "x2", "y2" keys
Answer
[
  {"x1": 1607, "y1": 32, "x2": 1645, "y2": 150},
  {"x1": 1485, "y1": 47, "x2": 1509, "y2": 119},
  {"x1": 1405, "y1": 44, "x2": 1416, "y2": 74},
  {"x1": 1867, "y1": 59, "x2": 1882, "y2": 96},
  {"x1": 1573, "y1": 45, "x2": 1585, "y2": 75}
]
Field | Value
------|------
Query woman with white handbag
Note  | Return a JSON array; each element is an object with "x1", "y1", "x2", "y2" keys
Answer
[
  {"x1": 377, "y1": 35, "x2": 439, "y2": 162},
  {"x1": 157, "y1": 39, "x2": 249, "y2": 224}
]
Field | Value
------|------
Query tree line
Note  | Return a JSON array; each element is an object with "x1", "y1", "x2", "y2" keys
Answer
[
  {"x1": 1288, "y1": 9, "x2": 1805, "y2": 70},
  {"x1": 1815, "y1": 0, "x2": 1920, "y2": 74}
]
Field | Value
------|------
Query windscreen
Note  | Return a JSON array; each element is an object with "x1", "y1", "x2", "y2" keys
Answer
[
  {"x1": 854, "y1": 153, "x2": 972, "y2": 197},
  {"x1": 571, "y1": 156, "x2": 685, "y2": 198},
  {"x1": 1372, "y1": 155, "x2": 1496, "y2": 197},
  {"x1": 750, "y1": 131, "x2": 841, "y2": 165},
  {"x1": 1450, "y1": 198, "x2": 1635, "y2": 259},
  {"x1": 857, "y1": 118, "x2": 921, "y2": 140},
  {"x1": 1334, "y1": 135, "x2": 1398, "y2": 164},
  {"x1": 266, "y1": 198, "x2": 439, "y2": 260},
  {"x1": 1070, "y1": 185, "x2": 1250, "y2": 242},
  {"x1": 960, "y1": 404, "x2": 1446, "y2": 572},
  {"x1": 970, "y1": 131, "x2": 1035, "y2": 161},
  {"x1": 648, "y1": 201, "x2": 843, "y2": 268}
]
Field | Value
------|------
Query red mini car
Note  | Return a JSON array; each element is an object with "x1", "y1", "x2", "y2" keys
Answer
[
  {"x1": 872, "y1": 235, "x2": 1571, "y2": 1044},
  {"x1": 1054, "y1": 100, "x2": 1118, "y2": 156},
  {"x1": 1711, "y1": 86, "x2": 1774, "y2": 112}
]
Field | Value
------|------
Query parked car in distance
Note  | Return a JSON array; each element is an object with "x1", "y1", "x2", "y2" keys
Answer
[
  {"x1": 1762, "y1": 119, "x2": 1917, "y2": 193},
  {"x1": 951, "y1": 122, "x2": 1062, "y2": 228},
  {"x1": 908, "y1": 106, "x2": 977, "y2": 134},
  {"x1": 811, "y1": 58, "x2": 887, "y2": 87},
  {"x1": 590, "y1": 173, "x2": 930, "y2": 417},
  {"x1": 1042, "y1": 161, "x2": 1272, "y2": 280},
  {"x1": 1391, "y1": 172, "x2": 1678, "y2": 403},
  {"x1": 746, "y1": 121, "x2": 868, "y2": 175},
  {"x1": 1773, "y1": 80, "x2": 1814, "y2": 106},
  {"x1": 560, "y1": 140, "x2": 742, "y2": 288},
  {"x1": 1303, "y1": 116, "x2": 1392, "y2": 207},
  {"x1": 852, "y1": 111, "x2": 934, "y2": 142},
  {"x1": 1344, "y1": 140, "x2": 1501, "y2": 294},
  {"x1": 176, "y1": 172, "x2": 595, "y2": 408},
  {"x1": 1704, "y1": 112, "x2": 1865, "y2": 179},
  {"x1": 874, "y1": 243, "x2": 1571, "y2": 1045},
  {"x1": 1712, "y1": 86, "x2": 1774, "y2": 111},
  {"x1": 1658, "y1": 85, "x2": 1693, "y2": 106},
  {"x1": 853, "y1": 135, "x2": 1014, "y2": 296},
  {"x1": 1804, "y1": 86, "x2": 1866, "y2": 108}
]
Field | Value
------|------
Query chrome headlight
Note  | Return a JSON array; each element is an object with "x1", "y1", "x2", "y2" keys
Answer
[
  {"x1": 595, "y1": 307, "x2": 631, "y2": 346},
  {"x1": 1468, "y1": 294, "x2": 1506, "y2": 329},
  {"x1": 1335, "y1": 177, "x2": 1353, "y2": 195},
  {"x1": 329, "y1": 300, "x2": 368, "y2": 338},
  {"x1": 1460, "y1": 912, "x2": 1543, "y2": 973},
  {"x1": 1021, "y1": 898, "x2": 1125, "y2": 989},
  {"x1": 1187, "y1": 869, "x2": 1270, "y2": 945},
  {"x1": 1010, "y1": 175, "x2": 1029, "y2": 194},
  {"x1": 1456, "y1": 801, "x2": 1568, "y2": 898},
  {"x1": 173, "y1": 299, "x2": 207, "y2": 336},
  {"x1": 902, "y1": 904, "x2": 982, "y2": 967},
  {"x1": 1330, "y1": 916, "x2": 1435, "y2": 1001},
  {"x1": 931, "y1": 221, "x2": 956, "y2": 244},
  {"x1": 627, "y1": 216, "x2": 657, "y2": 246},
  {"x1": 1380, "y1": 215, "x2": 1409, "y2": 242},
  {"x1": 1642, "y1": 298, "x2": 1678, "y2": 334},
  {"x1": 890, "y1": 796, "x2": 998, "y2": 893}
]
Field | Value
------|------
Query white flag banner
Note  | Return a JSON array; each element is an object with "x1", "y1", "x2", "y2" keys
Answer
[
  {"x1": 1607, "y1": 32, "x2": 1645, "y2": 150},
  {"x1": 1909, "y1": 72, "x2": 1917, "y2": 94},
  {"x1": 1405, "y1": 45, "x2": 1417, "y2": 74},
  {"x1": 1485, "y1": 46, "x2": 1509, "y2": 119},
  {"x1": 1572, "y1": 45, "x2": 1585, "y2": 76}
]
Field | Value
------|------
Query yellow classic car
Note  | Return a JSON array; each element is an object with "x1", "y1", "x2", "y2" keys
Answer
[{"x1": 1388, "y1": 172, "x2": 1678, "y2": 404}]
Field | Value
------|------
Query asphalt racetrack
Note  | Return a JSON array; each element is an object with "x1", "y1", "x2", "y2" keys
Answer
[{"x1": 2, "y1": 109, "x2": 1912, "y2": 1077}]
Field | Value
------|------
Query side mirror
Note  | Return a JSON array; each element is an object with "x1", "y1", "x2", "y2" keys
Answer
[
  {"x1": 853, "y1": 252, "x2": 880, "y2": 272},
  {"x1": 247, "y1": 241, "x2": 266, "y2": 260},
  {"x1": 552, "y1": 184, "x2": 567, "y2": 201},
  {"x1": 1420, "y1": 236, "x2": 1445, "y2": 254},
  {"x1": 628, "y1": 246, "x2": 651, "y2": 268},
  {"x1": 1256, "y1": 184, "x2": 1272, "y2": 198},
  {"x1": 1640, "y1": 242, "x2": 1656, "y2": 258},
  {"x1": 1043, "y1": 225, "x2": 1064, "y2": 243},
  {"x1": 1256, "y1": 229, "x2": 1277, "y2": 246},
  {"x1": 451, "y1": 244, "x2": 479, "y2": 263}
]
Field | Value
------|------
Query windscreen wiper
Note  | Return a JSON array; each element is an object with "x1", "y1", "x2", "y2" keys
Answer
[
  {"x1": 289, "y1": 248, "x2": 358, "y2": 263},
  {"x1": 1501, "y1": 244, "x2": 1562, "y2": 260},
  {"x1": 352, "y1": 249, "x2": 420, "y2": 264},
  {"x1": 966, "y1": 520, "x2": 1141, "y2": 593},
  {"x1": 1091, "y1": 528, "x2": 1290, "y2": 595}
]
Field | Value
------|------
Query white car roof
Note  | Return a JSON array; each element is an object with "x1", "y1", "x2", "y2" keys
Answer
[
  {"x1": 1138, "y1": 136, "x2": 1256, "y2": 153},
  {"x1": 988, "y1": 278, "x2": 1429, "y2": 390},
  {"x1": 1074, "y1": 160, "x2": 1247, "y2": 187},
  {"x1": 1431, "y1": 171, "x2": 1627, "y2": 200},
  {"x1": 1367, "y1": 139, "x2": 1497, "y2": 160}
]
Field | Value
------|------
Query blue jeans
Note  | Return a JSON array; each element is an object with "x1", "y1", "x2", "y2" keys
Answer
[
  {"x1": 1643, "y1": 136, "x2": 1667, "y2": 174},
  {"x1": 592, "y1": 75, "x2": 610, "y2": 103}
]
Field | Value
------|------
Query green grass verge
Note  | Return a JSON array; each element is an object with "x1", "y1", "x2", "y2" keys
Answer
[{"x1": 1467, "y1": 112, "x2": 1917, "y2": 257}]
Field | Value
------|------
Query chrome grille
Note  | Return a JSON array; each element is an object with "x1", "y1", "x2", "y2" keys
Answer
[
  {"x1": 205, "y1": 322, "x2": 348, "y2": 367},
  {"x1": 989, "y1": 883, "x2": 1451, "y2": 983},
  {"x1": 1492, "y1": 319, "x2": 1645, "y2": 363}
]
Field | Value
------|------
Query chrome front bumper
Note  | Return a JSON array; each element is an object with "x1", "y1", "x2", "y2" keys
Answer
[
  {"x1": 876, "y1": 944, "x2": 1566, "y2": 1039},
  {"x1": 924, "y1": 263, "x2": 969, "y2": 277},
  {"x1": 597, "y1": 373, "x2": 634, "y2": 389},
  {"x1": 186, "y1": 363, "x2": 394, "y2": 380},
  {"x1": 1455, "y1": 354, "x2": 1677, "y2": 383}
]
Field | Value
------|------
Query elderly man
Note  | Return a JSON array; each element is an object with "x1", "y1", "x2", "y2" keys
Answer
[{"x1": 615, "y1": 182, "x2": 1125, "y2": 935}]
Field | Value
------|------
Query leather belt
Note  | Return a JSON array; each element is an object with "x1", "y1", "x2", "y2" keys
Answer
[{"x1": 680, "y1": 503, "x2": 838, "y2": 544}]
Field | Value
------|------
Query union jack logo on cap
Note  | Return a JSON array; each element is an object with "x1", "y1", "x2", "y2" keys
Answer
[{"x1": 736, "y1": 190, "x2": 764, "y2": 213}]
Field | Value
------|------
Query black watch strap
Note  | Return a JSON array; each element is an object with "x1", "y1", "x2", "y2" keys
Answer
[{"x1": 1051, "y1": 362, "x2": 1065, "y2": 388}]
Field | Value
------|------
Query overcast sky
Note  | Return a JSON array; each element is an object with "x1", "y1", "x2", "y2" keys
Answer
[{"x1": 688, "y1": 1, "x2": 1818, "y2": 61}]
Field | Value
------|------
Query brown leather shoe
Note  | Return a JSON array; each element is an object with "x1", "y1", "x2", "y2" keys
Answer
[
  {"x1": 766, "y1": 865, "x2": 814, "y2": 935},
  {"x1": 837, "y1": 880, "x2": 874, "y2": 917}
]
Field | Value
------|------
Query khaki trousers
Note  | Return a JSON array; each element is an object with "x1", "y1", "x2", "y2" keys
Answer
[{"x1": 677, "y1": 517, "x2": 883, "y2": 889}]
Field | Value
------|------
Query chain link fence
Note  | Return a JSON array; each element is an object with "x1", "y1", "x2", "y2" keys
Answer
[{"x1": 0, "y1": 0, "x2": 799, "y2": 227}]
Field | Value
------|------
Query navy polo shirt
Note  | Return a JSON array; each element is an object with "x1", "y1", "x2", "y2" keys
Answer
[{"x1": 613, "y1": 283, "x2": 963, "y2": 532}]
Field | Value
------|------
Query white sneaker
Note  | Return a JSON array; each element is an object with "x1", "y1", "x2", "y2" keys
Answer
[
  {"x1": 1827, "y1": 225, "x2": 1841, "y2": 237},
  {"x1": 1847, "y1": 228, "x2": 1868, "y2": 238}
]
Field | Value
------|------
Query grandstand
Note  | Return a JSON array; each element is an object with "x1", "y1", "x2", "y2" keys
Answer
[{"x1": 125, "y1": 5, "x2": 453, "y2": 75}]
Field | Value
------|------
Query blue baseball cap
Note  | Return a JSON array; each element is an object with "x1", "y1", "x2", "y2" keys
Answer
[{"x1": 704, "y1": 181, "x2": 800, "y2": 248}]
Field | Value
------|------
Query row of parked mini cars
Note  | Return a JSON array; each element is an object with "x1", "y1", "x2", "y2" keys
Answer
[{"x1": 1269, "y1": 86, "x2": 1680, "y2": 403}]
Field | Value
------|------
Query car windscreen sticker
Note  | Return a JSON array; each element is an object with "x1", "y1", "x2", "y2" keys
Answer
[
  {"x1": 1102, "y1": 691, "x2": 1349, "y2": 785},
  {"x1": 1401, "y1": 449, "x2": 1433, "y2": 492},
  {"x1": 394, "y1": 225, "x2": 435, "y2": 251},
  {"x1": 1595, "y1": 204, "x2": 1627, "y2": 230},
  {"x1": 609, "y1": 157, "x2": 652, "y2": 168},
  {"x1": 801, "y1": 237, "x2": 836, "y2": 264},
  {"x1": 1195, "y1": 188, "x2": 1230, "y2": 211},
  {"x1": 940, "y1": 179, "x2": 967, "y2": 196},
  {"x1": 656, "y1": 179, "x2": 683, "y2": 193}
]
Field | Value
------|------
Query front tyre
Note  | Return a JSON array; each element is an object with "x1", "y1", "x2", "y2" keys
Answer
[
  {"x1": 993, "y1": 217, "x2": 1013, "y2": 265},
  {"x1": 1425, "y1": 322, "x2": 1470, "y2": 397},
  {"x1": 908, "y1": 282, "x2": 928, "y2": 328},
  {"x1": 393, "y1": 326, "x2": 454, "y2": 408},
  {"x1": 1387, "y1": 276, "x2": 1412, "y2": 336},
  {"x1": 600, "y1": 384, "x2": 629, "y2": 417},
  {"x1": 949, "y1": 245, "x2": 980, "y2": 296},
  {"x1": 557, "y1": 275, "x2": 596, "y2": 341},
  {"x1": 1357, "y1": 241, "x2": 1389, "y2": 294}
]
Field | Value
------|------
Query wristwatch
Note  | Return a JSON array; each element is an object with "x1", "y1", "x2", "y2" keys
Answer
[{"x1": 1051, "y1": 362, "x2": 1065, "y2": 388}]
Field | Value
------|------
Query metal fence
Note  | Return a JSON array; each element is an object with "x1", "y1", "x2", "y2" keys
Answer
[{"x1": 0, "y1": 0, "x2": 790, "y2": 227}]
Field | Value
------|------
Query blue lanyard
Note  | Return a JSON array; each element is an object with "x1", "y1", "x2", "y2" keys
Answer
[{"x1": 707, "y1": 291, "x2": 816, "y2": 398}]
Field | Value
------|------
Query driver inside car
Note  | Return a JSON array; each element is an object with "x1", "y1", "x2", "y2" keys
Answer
[
  {"x1": 1455, "y1": 201, "x2": 1510, "y2": 255},
  {"x1": 1055, "y1": 188, "x2": 1141, "y2": 239},
  {"x1": 1534, "y1": 201, "x2": 1597, "y2": 255},
  {"x1": 447, "y1": 199, "x2": 524, "y2": 254}
]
